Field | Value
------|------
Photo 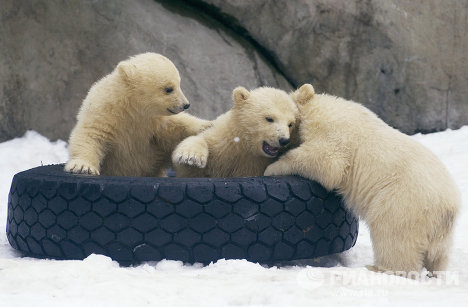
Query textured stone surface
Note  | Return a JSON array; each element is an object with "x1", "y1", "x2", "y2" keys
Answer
[
  {"x1": 194, "y1": 0, "x2": 468, "y2": 133},
  {"x1": 2, "y1": 0, "x2": 467, "y2": 141},
  {"x1": 0, "y1": 0, "x2": 291, "y2": 142}
]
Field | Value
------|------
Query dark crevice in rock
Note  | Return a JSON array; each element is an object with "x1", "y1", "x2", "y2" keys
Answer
[
  {"x1": 445, "y1": 75, "x2": 452, "y2": 129},
  {"x1": 158, "y1": 0, "x2": 296, "y2": 88},
  {"x1": 413, "y1": 128, "x2": 440, "y2": 135}
]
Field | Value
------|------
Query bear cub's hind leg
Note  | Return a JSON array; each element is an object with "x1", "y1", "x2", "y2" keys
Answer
[{"x1": 369, "y1": 223, "x2": 426, "y2": 277}]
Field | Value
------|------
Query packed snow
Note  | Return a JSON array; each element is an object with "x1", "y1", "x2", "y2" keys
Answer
[{"x1": 0, "y1": 128, "x2": 467, "y2": 306}]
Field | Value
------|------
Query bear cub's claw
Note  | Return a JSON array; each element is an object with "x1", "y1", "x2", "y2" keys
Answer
[
  {"x1": 64, "y1": 159, "x2": 100, "y2": 175},
  {"x1": 173, "y1": 151, "x2": 207, "y2": 168},
  {"x1": 172, "y1": 136, "x2": 209, "y2": 168}
]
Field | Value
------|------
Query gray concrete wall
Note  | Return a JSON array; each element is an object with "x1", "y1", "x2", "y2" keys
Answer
[
  {"x1": 0, "y1": 0, "x2": 290, "y2": 142},
  {"x1": 1, "y1": 0, "x2": 467, "y2": 142}
]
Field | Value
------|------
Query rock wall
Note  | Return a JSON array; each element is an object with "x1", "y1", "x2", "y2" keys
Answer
[
  {"x1": 0, "y1": 0, "x2": 290, "y2": 142},
  {"x1": 1, "y1": 0, "x2": 467, "y2": 142},
  {"x1": 189, "y1": 0, "x2": 468, "y2": 133}
]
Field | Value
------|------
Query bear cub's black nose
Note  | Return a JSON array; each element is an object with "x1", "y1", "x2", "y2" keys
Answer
[
  {"x1": 279, "y1": 138, "x2": 290, "y2": 146},
  {"x1": 183, "y1": 104, "x2": 190, "y2": 110}
]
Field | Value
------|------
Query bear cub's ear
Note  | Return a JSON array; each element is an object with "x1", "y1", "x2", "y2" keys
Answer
[
  {"x1": 291, "y1": 84, "x2": 315, "y2": 106},
  {"x1": 232, "y1": 87, "x2": 250, "y2": 105},
  {"x1": 117, "y1": 61, "x2": 137, "y2": 83}
]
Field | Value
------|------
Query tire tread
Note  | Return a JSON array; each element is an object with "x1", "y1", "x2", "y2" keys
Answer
[{"x1": 6, "y1": 165, "x2": 358, "y2": 264}]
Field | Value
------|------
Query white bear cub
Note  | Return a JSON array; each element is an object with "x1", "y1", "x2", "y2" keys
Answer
[
  {"x1": 265, "y1": 84, "x2": 460, "y2": 277},
  {"x1": 65, "y1": 52, "x2": 210, "y2": 177},
  {"x1": 172, "y1": 86, "x2": 298, "y2": 177}
]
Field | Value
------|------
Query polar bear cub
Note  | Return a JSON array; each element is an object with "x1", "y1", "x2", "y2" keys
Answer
[
  {"x1": 172, "y1": 86, "x2": 298, "y2": 177},
  {"x1": 265, "y1": 84, "x2": 460, "y2": 277},
  {"x1": 65, "y1": 52, "x2": 211, "y2": 177}
]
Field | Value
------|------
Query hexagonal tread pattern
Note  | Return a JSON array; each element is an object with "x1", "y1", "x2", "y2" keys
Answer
[{"x1": 6, "y1": 165, "x2": 358, "y2": 264}]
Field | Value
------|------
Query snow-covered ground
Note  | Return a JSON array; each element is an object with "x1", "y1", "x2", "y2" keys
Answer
[{"x1": 0, "y1": 129, "x2": 467, "y2": 306}]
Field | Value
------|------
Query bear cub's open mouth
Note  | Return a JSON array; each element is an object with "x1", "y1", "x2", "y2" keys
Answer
[{"x1": 262, "y1": 141, "x2": 279, "y2": 157}]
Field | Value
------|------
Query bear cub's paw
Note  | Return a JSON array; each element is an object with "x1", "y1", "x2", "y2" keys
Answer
[
  {"x1": 264, "y1": 161, "x2": 290, "y2": 176},
  {"x1": 64, "y1": 159, "x2": 100, "y2": 175},
  {"x1": 172, "y1": 137, "x2": 209, "y2": 168}
]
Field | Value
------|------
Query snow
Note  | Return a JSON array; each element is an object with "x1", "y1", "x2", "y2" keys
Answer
[{"x1": 1, "y1": 128, "x2": 467, "y2": 306}]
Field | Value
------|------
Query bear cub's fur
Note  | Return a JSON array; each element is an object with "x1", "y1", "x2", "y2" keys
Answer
[
  {"x1": 265, "y1": 84, "x2": 461, "y2": 277},
  {"x1": 172, "y1": 86, "x2": 298, "y2": 177},
  {"x1": 65, "y1": 52, "x2": 211, "y2": 177}
]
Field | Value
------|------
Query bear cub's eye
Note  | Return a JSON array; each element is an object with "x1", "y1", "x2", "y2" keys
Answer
[
  {"x1": 265, "y1": 117, "x2": 274, "y2": 123},
  {"x1": 288, "y1": 122, "x2": 293, "y2": 128},
  {"x1": 165, "y1": 87, "x2": 174, "y2": 94}
]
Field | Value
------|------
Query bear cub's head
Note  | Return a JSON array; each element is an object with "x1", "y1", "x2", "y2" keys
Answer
[
  {"x1": 117, "y1": 53, "x2": 190, "y2": 116},
  {"x1": 232, "y1": 87, "x2": 298, "y2": 158}
]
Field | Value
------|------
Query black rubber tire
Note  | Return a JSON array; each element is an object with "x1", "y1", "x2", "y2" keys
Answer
[{"x1": 6, "y1": 164, "x2": 358, "y2": 265}]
